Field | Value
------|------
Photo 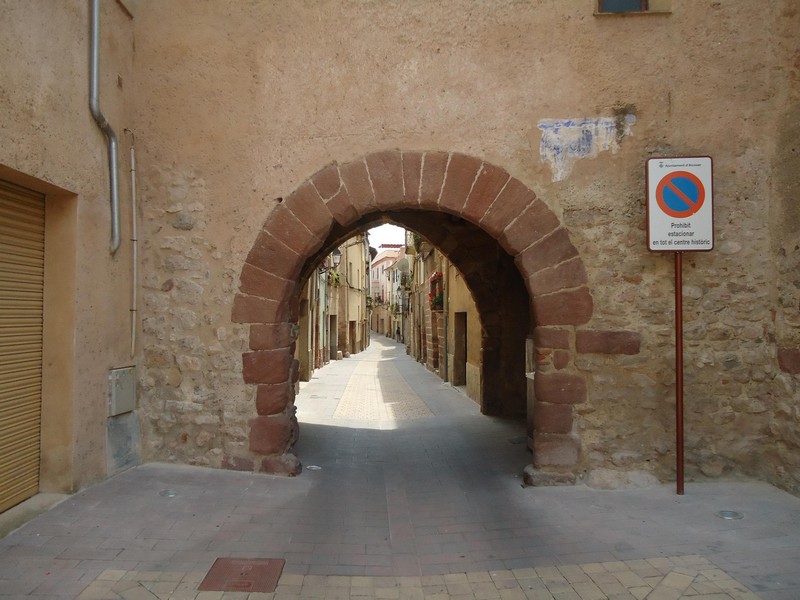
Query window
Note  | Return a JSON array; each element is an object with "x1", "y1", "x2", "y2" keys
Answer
[
  {"x1": 599, "y1": 0, "x2": 647, "y2": 12},
  {"x1": 596, "y1": 0, "x2": 670, "y2": 14}
]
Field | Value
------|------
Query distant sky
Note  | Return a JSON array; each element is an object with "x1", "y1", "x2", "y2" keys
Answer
[{"x1": 367, "y1": 224, "x2": 405, "y2": 249}]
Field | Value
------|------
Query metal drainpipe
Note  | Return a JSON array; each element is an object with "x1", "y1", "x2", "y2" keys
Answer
[
  {"x1": 89, "y1": 0, "x2": 121, "y2": 254},
  {"x1": 124, "y1": 129, "x2": 138, "y2": 357}
]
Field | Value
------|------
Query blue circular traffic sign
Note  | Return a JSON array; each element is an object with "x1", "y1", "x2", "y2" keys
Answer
[{"x1": 656, "y1": 171, "x2": 705, "y2": 219}]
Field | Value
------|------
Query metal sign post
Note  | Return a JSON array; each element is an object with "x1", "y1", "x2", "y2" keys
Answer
[
  {"x1": 646, "y1": 156, "x2": 713, "y2": 495},
  {"x1": 674, "y1": 251, "x2": 684, "y2": 494}
]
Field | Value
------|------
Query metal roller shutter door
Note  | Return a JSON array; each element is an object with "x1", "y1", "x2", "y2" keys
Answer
[{"x1": 0, "y1": 181, "x2": 45, "y2": 513}]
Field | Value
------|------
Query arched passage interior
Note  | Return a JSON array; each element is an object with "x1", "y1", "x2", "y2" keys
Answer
[
  {"x1": 231, "y1": 150, "x2": 593, "y2": 477},
  {"x1": 306, "y1": 211, "x2": 530, "y2": 418}
]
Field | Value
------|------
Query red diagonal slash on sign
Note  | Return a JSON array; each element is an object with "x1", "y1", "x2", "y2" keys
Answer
[{"x1": 656, "y1": 171, "x2": 705, "y2": 219}]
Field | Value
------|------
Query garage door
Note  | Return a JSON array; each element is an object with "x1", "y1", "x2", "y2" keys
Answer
[{"x1": 0, "y1": 181, "x2": 45, "y2": 513}]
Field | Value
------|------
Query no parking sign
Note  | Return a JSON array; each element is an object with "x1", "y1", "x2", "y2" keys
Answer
[{"x1": 647, "y1": 157, "x2": 714, "y2": 252}]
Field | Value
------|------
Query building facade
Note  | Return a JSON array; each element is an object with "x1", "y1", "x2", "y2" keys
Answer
[
  {"x1": 297, "y1": 235, "x2": 370, "y2": 382},
  {"x1": 406, "y1": 239, "x2": 484, "y2": 406},
  {"x1": 369, "y1": 246, "x2": 402, "y2": 338},
  {"x1": 0, "y1": 0, "x2": 799, "y2": 510}
]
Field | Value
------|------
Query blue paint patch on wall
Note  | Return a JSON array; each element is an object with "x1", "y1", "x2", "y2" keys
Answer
[{"x1": 538, "y1": 115, "x2": 636, "y2": 181}]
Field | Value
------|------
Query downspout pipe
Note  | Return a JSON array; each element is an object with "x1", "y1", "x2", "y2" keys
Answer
[
  {"x1": 124, "y1": 129, "x2": 138, "y2": 357},
  {"x1": 89, "y1": 0, "x2": 121, "y2": 254}
]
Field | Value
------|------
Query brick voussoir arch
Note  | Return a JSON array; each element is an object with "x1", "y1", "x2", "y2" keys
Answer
[{"x1": 232, "y1": 150, "x2": 595, "y2": 476}]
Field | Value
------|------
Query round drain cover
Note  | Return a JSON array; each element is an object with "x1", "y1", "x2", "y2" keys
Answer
[{"x1": 715, "y1": 510, "x2": 744, "y2": 520}]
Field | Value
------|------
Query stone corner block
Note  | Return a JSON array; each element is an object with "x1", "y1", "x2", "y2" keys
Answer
[
  {"x1": 532, "y1": 286, "x2": 594, "y2": 326},
  {"x1": 259, "y1": 452, "x2": 302, "y2": 477},
  {"x1": 242, "y1": 349, "x2": 294, "y2": 384},
  {"x1": 522, "y1": 464, "x2": 577, "y2": 487},
  {"x1": 255, "y1": 382, "x2": 292, "y2": 415},
  {"x1": 533, "y1": 433, "x2": 580, "y2": 468},
  {"x1": 221, "y1": 454, "x2": 255, "y2": 472},
  {"x1": 248, "y1": 414, "x2": 293, "y2": 455},
  {"x1": 534, "y1": 372, "x2": 587, "y2": 405},
  {"x1": 249, "y1": 322, "x2": 297, "y2": 351},
  {"x1": 533, "y1": 401, "x2": 573, "y2": 434},
  {"x1": 232, "y1": 293, "x2": 285, "y2": 324}
]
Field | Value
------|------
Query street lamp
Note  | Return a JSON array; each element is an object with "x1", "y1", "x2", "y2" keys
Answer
[{"x1": 319, "y1": 248, "x2": 342, "y2": 273}]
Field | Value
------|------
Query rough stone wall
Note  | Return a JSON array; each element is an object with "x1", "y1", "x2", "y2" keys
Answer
[
  {"x1": 138, "y1": 189, "x2": 253, "y2": 468},
  {"x1": 128, "y1": 1, "x2": 800, "y2": 491}
]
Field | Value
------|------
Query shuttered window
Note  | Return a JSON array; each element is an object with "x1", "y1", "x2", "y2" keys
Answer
[{"x1": 0, "y1": 181, "x2": 45, "y2": 513}]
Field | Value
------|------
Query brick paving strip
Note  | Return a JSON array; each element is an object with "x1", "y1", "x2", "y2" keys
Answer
[{"x1": 77, "y1": 554, "x2": 760, "y2": 599}]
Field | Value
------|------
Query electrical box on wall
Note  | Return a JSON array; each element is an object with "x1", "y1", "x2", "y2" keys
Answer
[{"x1": 108, "y1": 367, "x2": 136, "y2": 416}]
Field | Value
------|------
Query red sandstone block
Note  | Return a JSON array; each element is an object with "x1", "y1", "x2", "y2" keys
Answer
[
  {"x1": 777, "y1": 347, "x2": 800, "y2": 374},
  {"x1": 534, "y1": 402, "x2": 573, "y2": 434},
  {"x1": 419, "y1": 151, "x2": 449, "y2": 209},
  {"x1": 256, "y1": 382, "x2": 292, "y2": 415},
  {"x1": 245, "y1": 230, "x2": 304, "y2": 281},
  {"x1": 576, "y1": 330, "x2": 641, "y2": 355},
  {"x1": 222, "y1": 454, "x2": 255, "y2": 472},
  {"x1": 515, "y1": 228, "x2": 579, "y2": 278},
  {"x1": 553, "y1": 350, "x2": 571, "y2": 370},
  {"x1": 462, "y1": 163, "x2": 510, "y2": 226},
  {"x1": 266, "y1": 203, "x2": 321, "y2": 257},
  {"x1": 439, "y1": 153, "x2": 482, "y2": 216},
  {"x1": 260, "y1": 452, "x2": 302, "y2": 476},
  {"x1": 232, "y1": 294, "x2": 286, "y2": 324},
  {"x1": 480, "y1": 177, "x2": 538, "y2": 239},
  {"x1": 239, "y1": 263, "x2": 294, "y2": 301},
  {"x1": 527, "y1": 257, "x2": 588, "y2": 296},
  {"x1": 533, "y1": 433, "x2": 580, "y2": 468},
  {"x1": 534, "y1": 372, "x2": 587, "y2": 405},
  {"x1": 366, "y1": 150, "x2": 404, "y2": 210},
  {"x1": 283, "y1": 181, "x2": 334, "y2": 241},
  {"x1": 242, "y1": 349, "x2": 294, "y2": 384},
  {"x1": 499, "y1": 198, "x2": 560, "y2": 256},
  {"x1": 249, "y1": 323, "x2": 297, "y2": 350},
  {"x1": 311, "y1": 162, "x2": 342, "y2": 200},
  {"x1": 340, "y1": 159, "x2": 376, "y2": 217},
  {"x1": 249, "y1": 414, "x2": 293, "y2": 455},
  {"x1": 534, "y1": 327, "x2": 570, "y2": 349},
  {"x1": 533, "y1": 286, "x2": 594, "y2": 326},
  {"x1": 402, "y1": 151, "x2": 422, "y2": 204},
  {"x1": 326, "y1": 187, "x2": 359, "y2": 227}
]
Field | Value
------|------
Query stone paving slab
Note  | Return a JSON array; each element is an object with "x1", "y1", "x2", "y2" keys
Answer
[{"x1": 1, "y1": 337, "x2": 799, "y2": 599}]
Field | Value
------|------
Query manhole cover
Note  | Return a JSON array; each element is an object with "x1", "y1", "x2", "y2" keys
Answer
[
  {"x1": 198, "y1": 558, "x2": 285, "y2": 592},
  {"x1": 715, "y1": 510, "x2": 744, "y2": 520}
]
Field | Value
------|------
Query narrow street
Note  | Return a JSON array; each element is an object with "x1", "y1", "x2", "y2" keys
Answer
[{"x1": 0, "y1": 336, "x2": 797, "y2": 598}]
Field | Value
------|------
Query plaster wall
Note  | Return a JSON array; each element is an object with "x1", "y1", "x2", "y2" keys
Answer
[
  {"x1": 445, "y1": 265, "x2": 481, "y2": 404},
  {"x1": 0, "y1": 0, "x2": 137, "y2": 491}
]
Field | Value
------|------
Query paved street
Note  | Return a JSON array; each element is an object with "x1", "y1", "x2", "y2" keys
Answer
[{"x1": 0, "y1": 336, "x2": 799, "y2": 599}]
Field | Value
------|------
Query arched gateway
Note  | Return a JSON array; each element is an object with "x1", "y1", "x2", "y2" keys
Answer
[{"x1": 231, "y1": 150, "x2": 593, "y2": 477}]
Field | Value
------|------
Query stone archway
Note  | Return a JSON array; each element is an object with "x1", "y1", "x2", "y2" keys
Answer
[{"x1": 231, "y1": 150, "x2": 594, "y2": 476}]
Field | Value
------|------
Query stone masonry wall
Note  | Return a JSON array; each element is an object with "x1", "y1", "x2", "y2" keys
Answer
[{"x1": 131, "y1": 0, "x2": 800, "y2": 492}]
